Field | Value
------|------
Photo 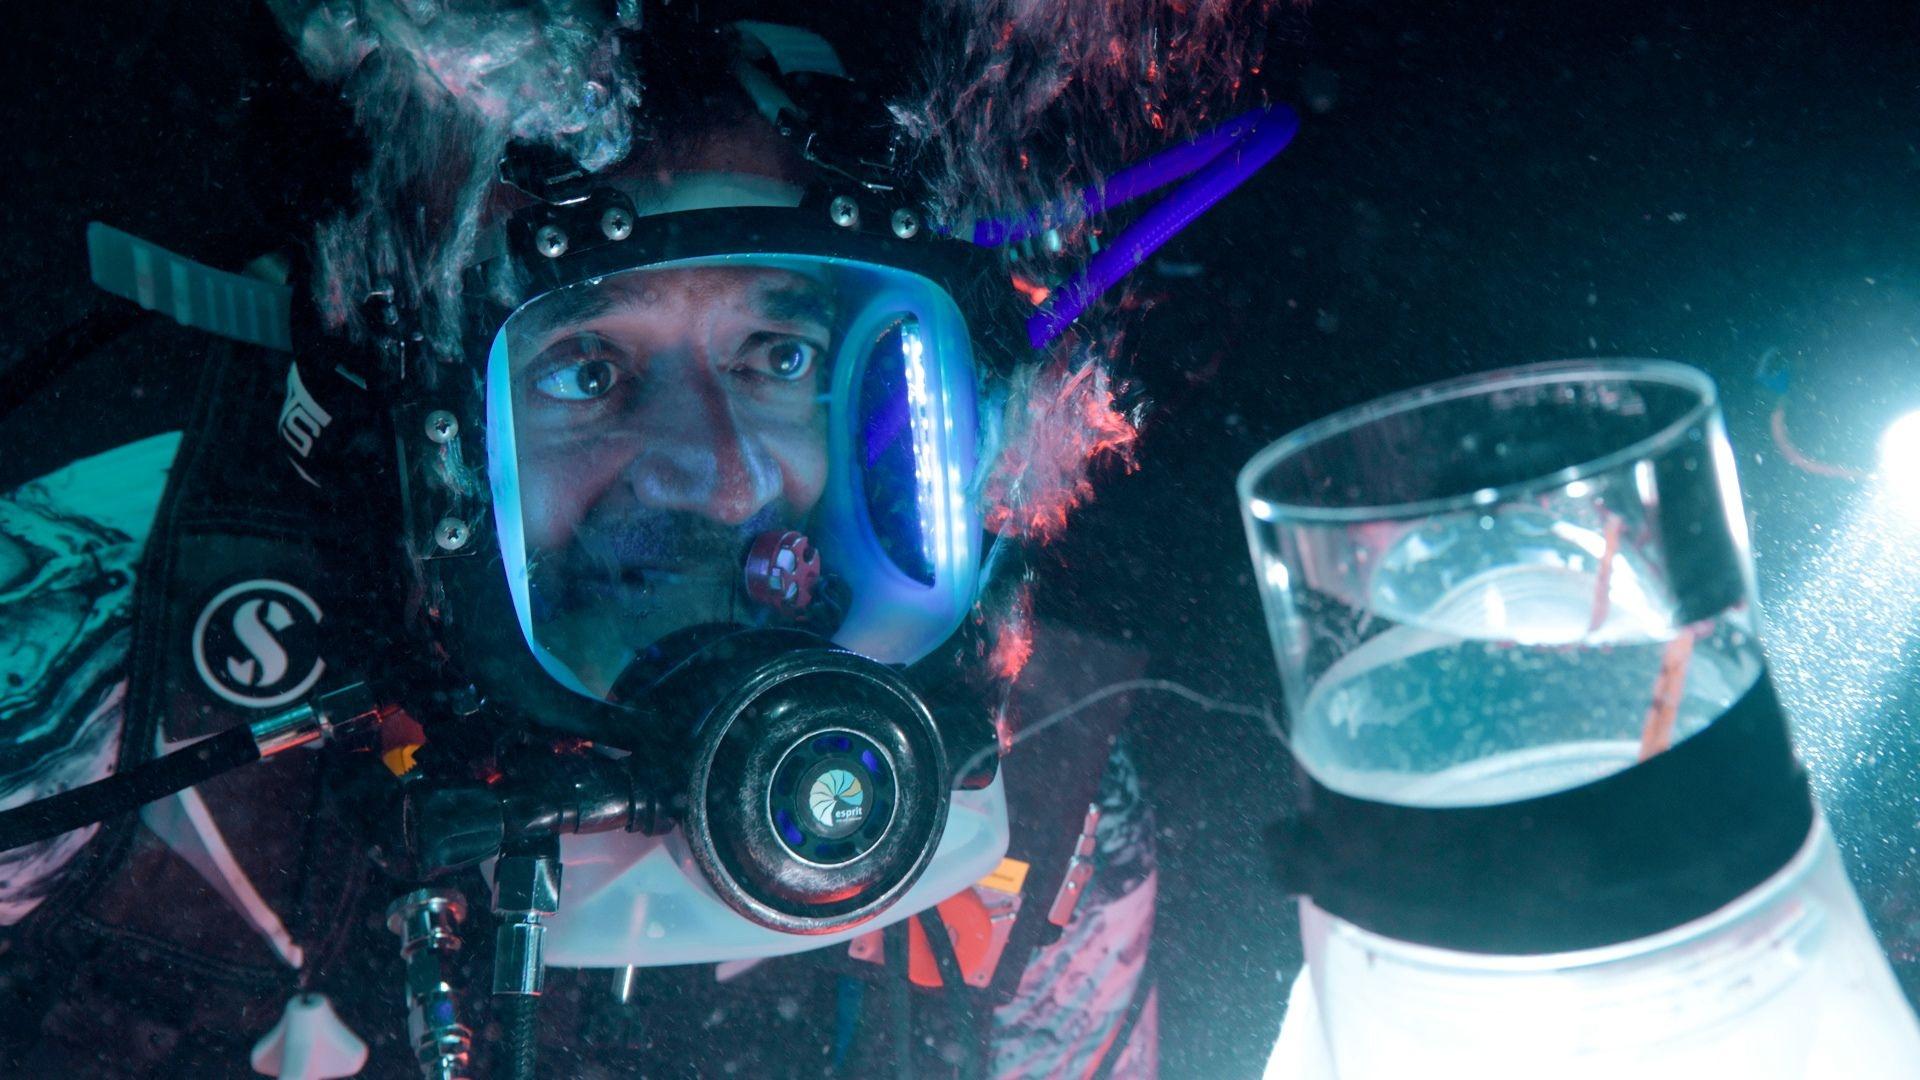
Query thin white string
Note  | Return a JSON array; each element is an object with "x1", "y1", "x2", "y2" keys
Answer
[{"x1": 959, "y1": 678, "x2": 1280, "y2": 780}]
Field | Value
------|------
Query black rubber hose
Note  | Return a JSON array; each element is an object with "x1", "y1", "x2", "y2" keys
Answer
[
  {"x1": 495, "y1": 993, "x2": 541, "y2": 1080},
  {"x1": 917, "y1": 912, "x2": 983, "y2": 1080},
  {"x1": 0, "y1": 725, "x2": 260, "y2": 852},
  {"x1": 883, "y1": 919, "x2": 913, "y2": 1080}
]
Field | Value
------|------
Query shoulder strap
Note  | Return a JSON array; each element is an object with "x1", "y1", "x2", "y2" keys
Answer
[{"x1": 23, "y1": 271, "x2": 403, "y2": 980}]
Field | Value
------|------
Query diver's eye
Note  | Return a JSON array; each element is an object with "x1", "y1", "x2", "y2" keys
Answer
[
  {"x1": 534, "y1": 359, "x2": 621, "y2": 401},
  {"x1": 748, "y1": 338, "x2": 821, "y2": 382}
]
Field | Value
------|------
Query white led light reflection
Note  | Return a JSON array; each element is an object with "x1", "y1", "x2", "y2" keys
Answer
[
  {"x1": 1264, "y1": 557, "x2": 1292, "y2": 591},
  {"x1": 900, "y1": 320, "x2": 950, "y2": 572}
]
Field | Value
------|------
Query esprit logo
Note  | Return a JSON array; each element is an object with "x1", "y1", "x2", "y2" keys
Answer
[
  {"x1": 808, "y1": 768, "x2": 866, "y2": 832},
  {"x1": 279, "y1": 363, "x2": 332, "y2": 486},
  {"x1": 191, "y1": 579, "x2": 325, "y2": 708}
]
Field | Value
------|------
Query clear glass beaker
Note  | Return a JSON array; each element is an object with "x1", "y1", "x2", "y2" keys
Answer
[
  {"x1": 1240, "y1": 359, "x2": 1920, "y2": 1078},
  {"x1": 1239, "y1": 360, "x2": 1763, "y2": 805}
]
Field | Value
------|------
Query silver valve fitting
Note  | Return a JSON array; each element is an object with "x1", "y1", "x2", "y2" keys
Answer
[
  {"x1": 248, "y1": 681, "x2": 388, "y2": 758},
  {"x1": 491, "y1": 848, "x2": 562, "y2": 997},
  {"x1": 386, "y1": 887, "x2": 474, "y2": 1080}
]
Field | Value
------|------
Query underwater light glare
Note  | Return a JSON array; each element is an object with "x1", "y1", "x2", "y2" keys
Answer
[
  {"x1": 1878, "y1": 410, "x2": 1920, "y2": 495},
  {"x1": 1877, "y1": 410, "x2": 1920, "y2": 520}
]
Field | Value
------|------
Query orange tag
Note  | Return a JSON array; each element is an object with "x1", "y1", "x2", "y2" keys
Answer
[
  {"x1": 380, "y1": 709, "x2": 426, "y2": 776},
  {"x1": 381, "y1": 744, "x2": 420, "y2": 776},
  {"x1": 977, "y1": 857, "x2": 1030, "y2": 896}
]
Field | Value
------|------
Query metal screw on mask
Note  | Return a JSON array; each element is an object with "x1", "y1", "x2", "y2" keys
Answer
[
  {"x1": 424, "y1": 410, "x2": 459, "y2": 444},
  {"x1": 828, "y1": 195, "x2": 860, "y2": 229},
  {"x1": 434, "y1": 518, "x2": 471, "y2": 551},
  {"x1": 533, "y1": 224, "x2": 569, "y2": 259},
  {"x1": 599, "y1": 206, "x2": 634, "y2": 241},
  {"x1": 890, "y1": 207, "x2": 921, "y2": 240}
]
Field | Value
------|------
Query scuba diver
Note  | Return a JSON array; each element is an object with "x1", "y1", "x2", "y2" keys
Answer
[{"x1": 0, "y1": 2, "x2": 1288, "y2": 1076}]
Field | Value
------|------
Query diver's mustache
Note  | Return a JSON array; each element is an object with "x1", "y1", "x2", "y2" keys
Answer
[{"x1": 572, "y1": 502, "x2": 788, "y2": 573}]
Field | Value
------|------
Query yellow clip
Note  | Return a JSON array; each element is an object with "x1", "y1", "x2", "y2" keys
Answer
[
  {"x1": 382, "y1": 744, "x2": 420, "y2": 777},
  {"x1": 977, "y1": 857, "x2": 1030, "y2": 897}
]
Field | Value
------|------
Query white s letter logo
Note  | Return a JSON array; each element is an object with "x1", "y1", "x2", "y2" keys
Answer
[
  {"x1": 193, "y1": 580, "x2": 325, "y2": 708},
  {"x1": 224, "y1": 599, "x2": 294, "y2": 687}
]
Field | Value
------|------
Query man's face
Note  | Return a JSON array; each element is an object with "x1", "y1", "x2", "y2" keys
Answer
[{"x1": 506, "y1": 263, "x2": 836, "y2": 693}]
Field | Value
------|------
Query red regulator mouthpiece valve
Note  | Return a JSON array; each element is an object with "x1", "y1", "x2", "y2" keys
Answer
[{"x1": 744, "y1": 530, "x2": 822, "y2": 616}]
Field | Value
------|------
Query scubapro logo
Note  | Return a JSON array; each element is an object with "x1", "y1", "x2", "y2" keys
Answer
[
  {"x1": 192, "y1": 579, "x2": 325, "y2": 708},
  {"x1": 807, "y1": 768, "x2": 866, "y2": 833},
  {"x1": 279, "y1": 364, "x2": 332, "y2": 458},
  {"x1": 279, "y1": 363, "x2": 332, "y2": 487}
]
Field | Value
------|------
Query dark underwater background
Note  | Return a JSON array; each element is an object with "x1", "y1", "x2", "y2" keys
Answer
[{"x1": 6, "y1": 2, "x2": 1920, "y2": 1075}]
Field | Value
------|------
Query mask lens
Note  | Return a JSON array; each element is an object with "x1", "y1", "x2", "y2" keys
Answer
[{"x1": 485, "y1": 255, "x2": 982, "y2": 701}]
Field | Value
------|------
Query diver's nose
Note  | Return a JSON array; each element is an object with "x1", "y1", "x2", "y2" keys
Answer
[{"x1": 623, "y1": 356, "x2": 784, "y2": 524}]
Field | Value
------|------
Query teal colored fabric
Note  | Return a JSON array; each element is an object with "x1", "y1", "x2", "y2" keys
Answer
[{"x1": 0, "y1": 432, "x2": 181, "y2": 923}]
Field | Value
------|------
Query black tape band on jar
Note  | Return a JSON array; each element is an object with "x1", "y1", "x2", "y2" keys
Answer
[{"x1": 1274, "y1": 672, "x2": 1815, "y2": 955}]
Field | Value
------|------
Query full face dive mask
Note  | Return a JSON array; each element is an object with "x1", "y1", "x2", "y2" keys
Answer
[{"x1": 402, "y1": 176, "x2": 1017, "y2": 959}]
